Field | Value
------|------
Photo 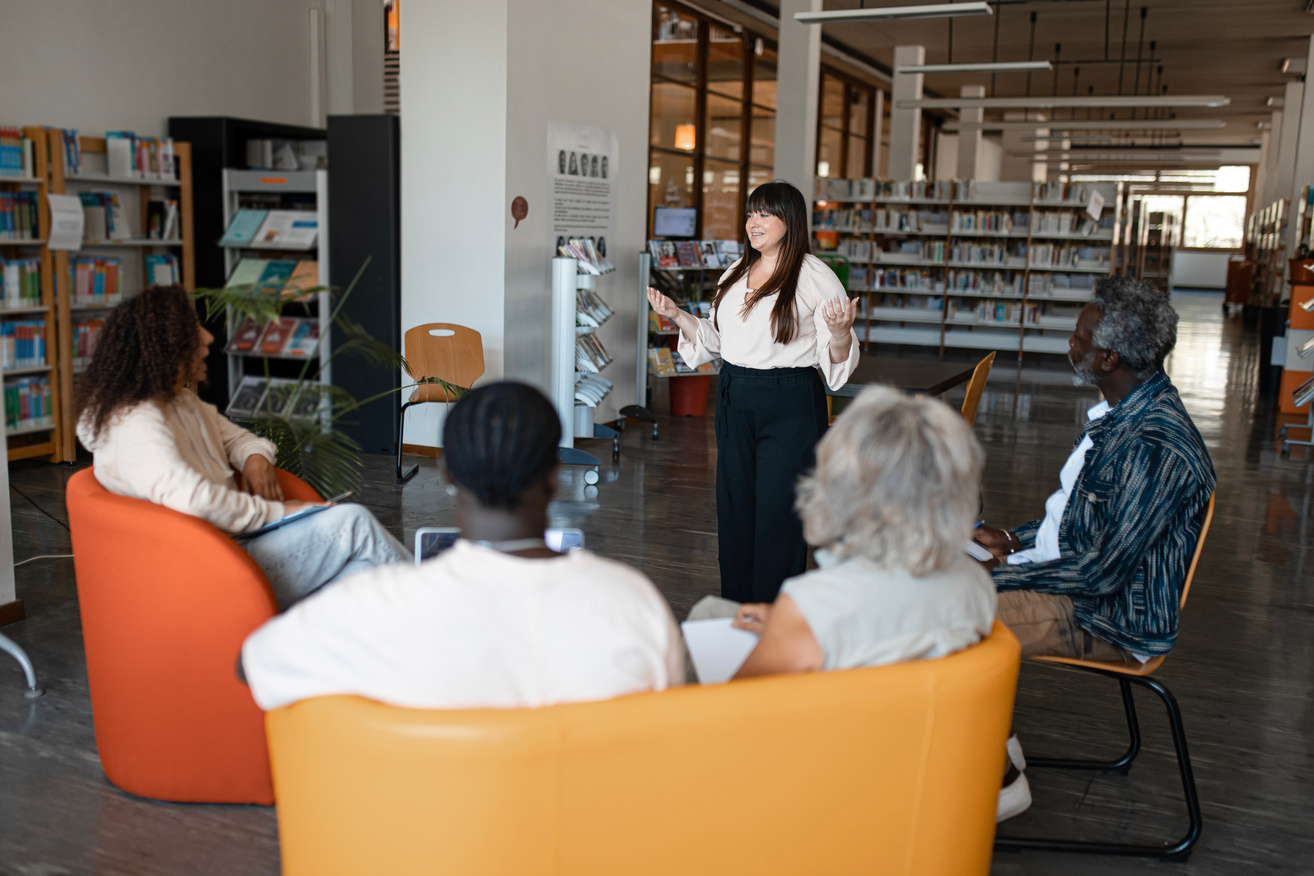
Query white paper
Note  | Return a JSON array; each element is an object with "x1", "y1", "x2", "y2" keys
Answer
[
  {"x1": 46, "y1": 194, "x2": 85, "y2": 251},
  {"x1": 964, "y1": 541, "x2": 994, "y2": 562},
  {"x1": 1086, "y1": 190, "x2": 1105, "y2": 221},
  {"x1": 547, "y1": 121, "x2": 618, "y2": 260},
  {"x1": 681, "y1": 618, "x2": 760, "y2": 684}
]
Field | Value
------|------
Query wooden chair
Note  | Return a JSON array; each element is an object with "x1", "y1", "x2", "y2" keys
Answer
[
  {"x1": 995, "y1": 492, "x2": 1216, "y2": 862},
  {"x1": 960, "y1": 351, "x2": 995, "y2": 425},
  {"x1": 397, "y1": 323, "x2": 484, "y2": 483}
]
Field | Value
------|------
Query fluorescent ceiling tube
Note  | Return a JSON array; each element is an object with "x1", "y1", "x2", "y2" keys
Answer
[
  {"x1": 901, "y1": 94, "x2": 1229, "y2": 110},
  {"x1": 897, "y1": 60, "x2": 1052, "y2": 74},
  {"x1": 946, "y1": 119, "x2": 1226, "y2": 132},
  {"x1": 795, "y1": 2, "x2": 992, "y2": 24}
]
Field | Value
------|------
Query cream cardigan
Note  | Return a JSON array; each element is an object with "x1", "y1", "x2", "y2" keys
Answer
[{"x1": 77, "y1": 390, "x2": 286, "y2": 534}]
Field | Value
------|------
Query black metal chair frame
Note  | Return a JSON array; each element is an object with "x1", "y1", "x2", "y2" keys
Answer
[{"x1": 994, "y1": 662, "x2": 1202, "y2": 862}]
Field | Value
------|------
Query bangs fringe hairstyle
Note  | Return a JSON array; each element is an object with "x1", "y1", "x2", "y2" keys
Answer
[
  {"x1": 76, "y1": 284, "x2": 202, "y2": 442},
  {"x1": 710, "y1": 180, "x2": 811, "y2": 345},
  {"x1": 795, "y1": 386, "x2": 984, "y2": 575}
]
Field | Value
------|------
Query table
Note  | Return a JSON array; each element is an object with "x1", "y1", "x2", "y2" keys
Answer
[{"x1": 828, "y1": 357, "x2": 976, "y2": 399}]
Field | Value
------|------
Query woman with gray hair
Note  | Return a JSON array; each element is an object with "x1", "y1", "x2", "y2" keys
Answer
[{"x1": 686, "y1": 385, "x2": 995, "y2": 679}]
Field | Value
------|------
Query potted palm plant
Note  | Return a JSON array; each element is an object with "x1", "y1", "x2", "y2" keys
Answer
[{"x1": 193, "y1": 261, "x2": 466, "y2": 497}]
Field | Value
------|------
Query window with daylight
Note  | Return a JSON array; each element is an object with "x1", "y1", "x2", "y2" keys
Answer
[
  {"x1": 648, "y1": 3, "x2": 776, "y2": 240},
  {"x1": 816, "y1": 67, "x2": 879, "y2": 180}
]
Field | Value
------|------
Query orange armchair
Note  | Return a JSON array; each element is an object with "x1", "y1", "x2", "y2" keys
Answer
[
  {"x1": 267, "y1": 622, "x2": 1021, "y2": 876},
  {"x1": 66, "y1": 466, "x2": 320, "y2": 804}
]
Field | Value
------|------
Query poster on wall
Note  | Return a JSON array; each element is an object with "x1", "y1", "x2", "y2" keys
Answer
[{"x1": 547, "y1": 121, "x2": 618, "y2": 262}]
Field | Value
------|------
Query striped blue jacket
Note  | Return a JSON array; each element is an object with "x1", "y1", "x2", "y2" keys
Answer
[{"x1": 992, "y1": 372, "x2": 1216, "y2": 656}]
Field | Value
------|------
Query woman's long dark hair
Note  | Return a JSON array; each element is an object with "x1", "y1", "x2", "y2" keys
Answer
[
  {"x1": 711, "y1": 180, "x2": 811, "y2": 345},
  {"x1": 76, "y1": 284, "x2": 201, "y2": 442}
]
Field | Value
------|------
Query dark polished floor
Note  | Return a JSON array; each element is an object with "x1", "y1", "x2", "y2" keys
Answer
[{"x1": 1, "y1": 292, "x2": 1310, "y2": 874}]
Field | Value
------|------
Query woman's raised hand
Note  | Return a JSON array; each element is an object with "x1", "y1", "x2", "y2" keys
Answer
[
  {"x1": 821, "y1": 296, "x2": 859, "y2": 336},
  {"x1": 646, "y1": 286, "x2": 681, "y2": 319}
]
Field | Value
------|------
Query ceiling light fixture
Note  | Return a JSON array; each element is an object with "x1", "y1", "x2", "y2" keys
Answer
[
  {"x1": 896, "y1": 60, "x2": 1053, "y2": 74},
  {"x1": 1283, "y1": 56, "x2": 1307, "y2": 74},
  {"x1": 899, "y1": 94, "x2": 1229, "y2": 110},
  {"x1": 794, "y1": 2, "x2": 992, "y2": 24},
  {"x1": 944, "y1": 119, "x2": 1226, "y2": 133},
  {"x1": 1267, "y1": 96, "x2": 1285, "y2": 108}
]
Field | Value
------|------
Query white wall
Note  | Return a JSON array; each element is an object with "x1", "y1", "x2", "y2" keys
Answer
[
  {"x1": 399, "y1": 0, "x2": 509, "y2": 448},
  {"x1": 0, "y1": 0, "x2": 325, "y2": 134},
  {"x1": 1173, "y1": 252, "x2": 1231, "y2": 290},
  {"x1": 400, "y1": 0, "x2": 651, "y2": 448}
]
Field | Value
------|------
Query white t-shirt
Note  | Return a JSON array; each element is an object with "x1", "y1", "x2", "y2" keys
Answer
[
  {"x1": 1008, "y1": 400, "x2": 1110, "y2": 566},
  {"x1": 677, "y1": 253, "x2": 860, "y2": 391},
  {"x1": 781, "y1": 552, "x2": 996, "y2": 671},
  {"x1": 242, "y1": 540, "x2": 685, "y2": 711}
]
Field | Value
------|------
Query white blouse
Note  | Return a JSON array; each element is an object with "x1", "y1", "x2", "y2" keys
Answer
[{"x1": 677, "y1": 253, "x2": 860, "y2": 391}]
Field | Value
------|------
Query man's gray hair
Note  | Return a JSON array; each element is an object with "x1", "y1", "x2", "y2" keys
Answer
[
  {"x1": 1090, "y1": 276, "x2": 1178, "y2": 379},
  {"x1": 796, "y1": 385, "x2": 983, "y2": 575}
]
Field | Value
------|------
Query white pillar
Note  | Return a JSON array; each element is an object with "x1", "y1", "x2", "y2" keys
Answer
[
  {"x1": 999, "y1": 112, "x2": 1047, "y2": 182},
  {"x1": 1263, "y1": 110, "x2": 1284, "y2": 206},
  {"x1": 1288, "y1": 36, "x2": 1314, "y2": 259},
  {"x1": 888, "y1": 46, "x2": 924, "y2": 180},
  {"x1": 956, "y1": 85, "x2": 985, "y2": 180},
  {"x1": 1274, "y1": 80, "x2": 1304, "y2": 207},
  {"x1": 774, "y1": 0, "x2": 822, "y2": 209},
  {"x1": 870, "y1": 88, "x2": 885, "y2": 178},
  {"x1": 1253, "y1": 129, "x2": 1271, "y2": 210}
]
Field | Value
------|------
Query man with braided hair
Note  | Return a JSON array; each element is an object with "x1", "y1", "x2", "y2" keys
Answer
[
  {"x1": 972, "y1": 276, "x2": 1216, "y2": 821},
  {"x1": 241, "y1": 381, "x2": 684, "y2": 711}
]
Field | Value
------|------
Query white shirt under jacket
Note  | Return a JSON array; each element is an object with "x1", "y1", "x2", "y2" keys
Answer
[
  {"x1": 677, "y1": 253, "x2": 861, "y2": 391},
  {"x1": 242, "y1": 540, "x2": 686, "y2": 711}
]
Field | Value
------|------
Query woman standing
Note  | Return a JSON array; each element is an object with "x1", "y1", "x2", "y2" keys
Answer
[{"x1": 647, "y1": 181, "x2": 859, "y2": 603}]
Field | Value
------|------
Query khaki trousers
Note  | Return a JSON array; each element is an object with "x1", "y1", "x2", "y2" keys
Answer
[{"x1": 996, "y1": 590, "x2": 1137, "y2": 663}]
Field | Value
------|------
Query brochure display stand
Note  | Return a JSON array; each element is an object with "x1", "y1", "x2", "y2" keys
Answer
[{"x1": 219, "y1": 169, "x2": 330, "y2": 416}]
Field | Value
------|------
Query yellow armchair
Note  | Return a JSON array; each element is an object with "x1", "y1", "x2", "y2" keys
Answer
[{"x1": 266, "y1": 622, "x2": 1020, "y2": 876}]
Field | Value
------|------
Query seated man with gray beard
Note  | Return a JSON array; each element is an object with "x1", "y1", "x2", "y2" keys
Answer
[{"x1": 973, "y1": 276, "x2": 1216, "y2": 820}]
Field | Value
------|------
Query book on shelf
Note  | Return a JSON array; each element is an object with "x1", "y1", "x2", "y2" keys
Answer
[
  {"x1": 254, "y1": 210, "x2": 319, "y2": 249},
  {"x1": 648, "y1": 310, "x2": 677, "y2": 333},
  {"x1": 0, "y1": 128, "x2": 38, "y2": 178},
  {"x1": 68, "y1": 256, "x2": 123, "y2": 307},
  {"x1": 279, "y1": 260, "x2": 319, "y2": 299},
  {"x1": 1, "y1": 257, "x2": 41, "y2": 307},
  {"x1": 675, "y1": 242, "x2": 701, "y2": 268},
  {"x1": 0, "y1": 192, "x2": 39, "y2": 240},
  {"x1": 104, "y1": 132, "x2": 178, "y2": 181},
  {"x1": 258, "y1": 317, "x2": 297, "y2": 355},
  {"x1": 647, "y1": 346, "x2": 678, "y2": 376},
  {"x1": 255, "y1": 260, "x2": 297, "y2": 295},
  {"x1": 220, "y1": 209, "x2": 269, "y2": 247},
  {"x1": 226, "y1": 376, "x2": 268, "y2": 418},
  {"x1": 698, "y1": 242, "x2": 721, "y2": 269},
  {"x1": 78, "y1": 190, "x2": 131, "y2": 241},
  {"x1": 4, "y1": 375, "x2": 52, "y2": 432},
  {"x1": 656, "y1": 241, "x2": 678, "y2": 267},
  {"x1": 225, "y1": 318, "x2": 265, "y2": 354},
  {"x1": 57, "y1": 129, "x2": 81, "y2": 176},
  {"x1": 575, "y1": 287, "x2": 614, "y2": 328},
  {"x1": 717, "y1": 240, "x2": 741, "y2": 266},
  {"x1": 575, "y1": 333, "x2": 612, "y2": 373},
  {"x1": 282, "y1": 319, "x2": 320, "y2": 357},
  {"x1": 556, "y1": 238, "x2": 614, "y2": 274},
  {"x1": 0, "y1": 320, "x2": 47, "y2": 369},
  {"x1": 145, "y1": 199, "x2": 181, "y2": 240},
  {"x1": 224, "y1": 258, "x2": 267, "y2": 290},
  {"x1": 145, "y1": 254, "x2": 181, "y2": 287},
  {"x1": 71, "y1": 318, "x2": 105, "y2": 368}
]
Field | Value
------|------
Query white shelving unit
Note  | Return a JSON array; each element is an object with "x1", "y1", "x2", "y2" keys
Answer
[
  {"x1": 813, "y1": 178, "x2": 1122, "y2": 359},
  {"x1": 551, "y1": 256, "x2": 620, "y2": 480},
  {"x1": 219, "y1": 168, "x2": 330, "y2": 409}
]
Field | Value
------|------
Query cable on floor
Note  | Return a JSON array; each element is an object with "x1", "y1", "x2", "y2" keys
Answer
[
  {"x1": 13, "y1": 554, "x2": 75, "y2": 567},
  {"x1": 8, "y1": 484, "x2": 71, "y2": 533}
]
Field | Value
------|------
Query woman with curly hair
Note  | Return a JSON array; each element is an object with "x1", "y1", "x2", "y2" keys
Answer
[{"x1": 76, "y1": 285, "x2": 408, "y2": 609}]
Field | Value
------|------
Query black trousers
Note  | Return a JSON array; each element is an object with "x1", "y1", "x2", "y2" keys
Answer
[{"x1": 714, "y1": 362, "x2": 829, "y2": 604}]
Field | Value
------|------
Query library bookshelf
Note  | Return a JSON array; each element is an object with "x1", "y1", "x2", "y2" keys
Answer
[
  {"x1": 812, "y1": 179, "x2": 1123, "y2": 360},
  {"x1": 43, "y1": 130, "x2": 194, "y2": 461},
  {"x1": 1, "y1": 126, "x2": 60, "y2": 461}
]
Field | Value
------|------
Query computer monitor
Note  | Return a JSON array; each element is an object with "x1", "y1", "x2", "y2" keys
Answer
[{"x1": 653, "y1": 206, "x2": 698, "y2": 239}]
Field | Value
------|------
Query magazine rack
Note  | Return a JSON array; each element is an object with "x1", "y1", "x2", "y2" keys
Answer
[{"x1": 551, "y1": 257, "x2": 617, "y2": 483}]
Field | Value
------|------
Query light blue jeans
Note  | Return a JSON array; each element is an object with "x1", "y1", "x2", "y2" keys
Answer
[{"x1": 240, "y1": 504, "x2": 409, "y2": 610}]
